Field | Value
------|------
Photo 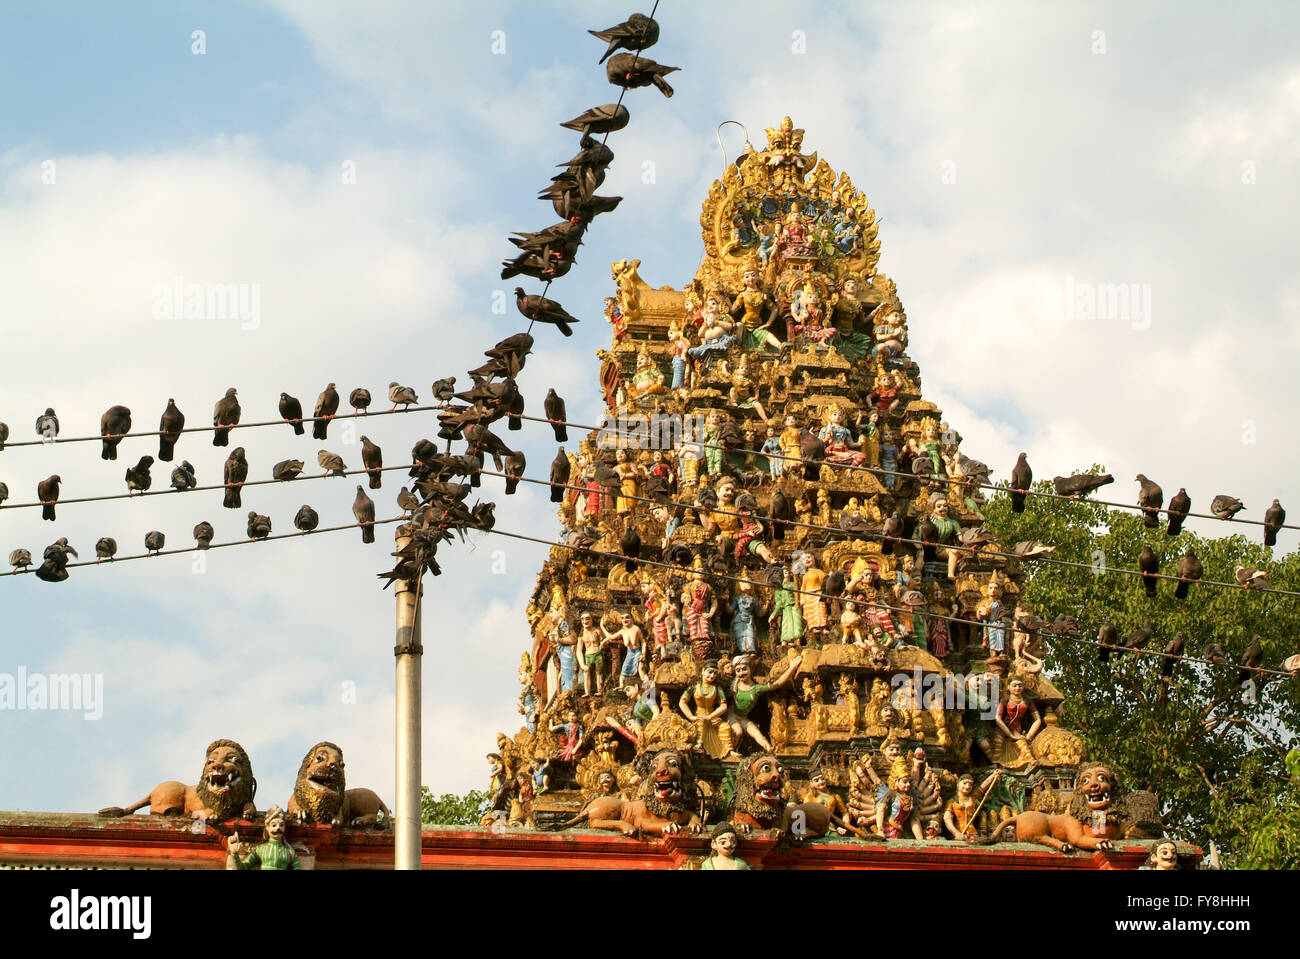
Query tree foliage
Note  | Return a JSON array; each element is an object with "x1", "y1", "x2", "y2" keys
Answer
[
  {"x1": 421, "y1": 787, "x2": 490, "y2": 825},
  {"x1": 983, "y1": 468, "x2": 1299, "y2": 868}
]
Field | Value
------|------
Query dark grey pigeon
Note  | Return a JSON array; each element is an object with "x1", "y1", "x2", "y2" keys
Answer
[
  {"x1": 605, "y1": 53, "x2": 678, "y2": 98},
  {"x1": 0, "y1": 421, "x2": 9, "y2": 449},
  {"x1": 144, "y1": 530, "x2": 165, "y2": 554},
  {"x1": 1210, "y1": 494, "x2": 1245, "y2": 521},
  {"x1": 1264, "y1": 499, "x2": 1285, "y2": 547},
  {"x1": 212, "y1": 388, "x2": 239, "y2": 447},
  {"x1": 1161, "y1": 634, "x2": 1184, "y2": 681},
  {"x1": 1138, "y1": 544, "x2": 1160, "y2": 597},
  {"x1": 544, "y1": 389, "x2": 568, "y2": 441},
  {"x1": 273, "y1": 458, "x2": 304, "y2": 481},
  {"x1": 1097, "y1": 621, "x2": 1119, "y2": 663},
  {"x1": 313, "y1": 383, "x2": 339, "y2": 439},
  {"x1": 36, "y1": 538, "x2": 76, "y2": 582},
  {"x1": 549, "y1": 448, "x2": 570, "y2": 503},
  {"x1": 1237, "y1": 636, "x2": 1263, "y2": 686},
  {"x1": 561, "y1": 103, "x2": 630, "y2": 136},
  {"x1": 1009, "y1": 453, "x2": 1031, "y2": 513},
  {"x1": 9, "y1": 548, "x2": 32, "y2": 570},
  {"x1": 223, "y1": 448, "x2": 248, "y2": 509},
  {"x1": 353, "y1": 486, "x2": 376, "y2": 543},
  {"x1": 503, "y1": 450, "x2": 525, "y2": 495},
  {"x1": 361, "y1": 436, "x2": 383, "y2": 490},
  {"x1": 589, "y1": 12, "x2": 658, "y2": 62},
  {"x1": 318, "y1": 450, "x2": 347, "y2": 476},
  {"x1": 37, "y1": 474, "x2": 60, "y2": 521},
  {"x1": 1052, "y1": 473, "x2": 1113, "y2": 498},
  {"x1": 35, "y1": 408, "x2": 60, "y2": 440},
  {"x1": 193, "y1": 521, "x2": 215, "y2": 549},
  {"x1": 1166, "y1": 488, "x2": 1190, "y2": 536},
  {"x1": 247, "y1": 512, "x2": 272, "y2": 540},
  {"x1": 294, "y1": 505, "x2": 319, "y2": 533},
  {"x1": 514, "y1": 288, "x2": 579, "y2": 337},
  {"x1": 101, "y1": 405, "x2": 132, "y2": 460},
  {"x1": 158, "y1": 399, "x2": 184, "y2": 460},
  {"x1": 0, "y1": 481, "x2": 8, "y2": 506},
  {"x1": 279, "y1": 393, "x2": 304, "y2": 435},
  {"x1": 1135, "y1": 474, "x2": 1163, "y2": 528},
  {"x1": 171, "y1": 460, "x2": 197, "y2": 492},
  {"x1": 125, "y1": 455, "x2": 154, "y2": 494},
  {"x1": 95, "y1": 537, "x2": 117, "y2": 562},
  {"x1": 1174, "y1": 550, "x2": 1202, "y2": 600},
  {"x1": 349, "y1": 388, "x2": 371, "y2": 415},
  {"x1": 431, "y1": 378, "x2": 457, "y2": 403}
]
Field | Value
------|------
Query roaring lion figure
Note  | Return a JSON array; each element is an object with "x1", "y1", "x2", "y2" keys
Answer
[
  {"x1": 983, "y1": 762, "x2": 1161, "y2": 853},
  {"x1": 98, "y1": 739, "x2": 257, "y2": 821},
  {"x1": 552, "y1": 748, "x2": 701, "y2": 837},
  {"x1": 287, "y1": 741, "x2": 391, "y2": 826},
  {"x1": 731, "y1": 753, "x2": 788, "y2": 831}
]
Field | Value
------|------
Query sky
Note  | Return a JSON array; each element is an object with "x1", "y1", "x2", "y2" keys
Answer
[{"x1": 0, "y1": 0, "x2": 1297, "y2": 814}]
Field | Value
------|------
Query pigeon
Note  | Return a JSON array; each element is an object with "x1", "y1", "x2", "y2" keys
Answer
[
  {"x1": 1161, "y1": 633, "x2": 1185, "y2": 681},
  {"x1": 1121, "y1": 621, "x2": 1154, "y2": 655},
  {"x1": 144, "y1": 530, "x2": 166, "y2": 554},
  {"x1": 463, "y1": 424, "x2": 513, "y2": 471},
  {"x1": 1135, "y1": 474, "x2": 1163, "y2": 528},
  {"x1": 279, "y1": 393, "x2": 305, "y2": 435},
  {"x1": 838, "y1": 511, "x2": 873, "y2": 535},
  {"x1": 1050, "y1": 614, "x2": 1081, "y2": 638},
  {"x1": 619, "y1": 525, "x2": 642, "y2": 573},
  {"x1": 548, "y1": 449, "x2": 571, "y2": 504},
  {"x1": 556, "y1": 193, "x2": 623, "y2": 223},
  {"x1": 36, "y1": 538, "x2": 76, "y2": 582},
  {"x1": 959, "y1": 526, "x2": 997, "y2": 553},
  {"x1": 1283, "y1": 653, "x2": 1300, "y2": 677},
  {"x1": 313, "y1": 383, "x2": 339, "y2": 440},
  {"x1": 247, "y1": 512, "x2": 272, "y2": 540},
  {"x1": 1138, "y1": 544, "x2": 1160, "y2": 597},
  {"x1": 431, "y1": 378, "x2": 458, "y2": 403},
  {"x1": 212, "y1": 389, "x2": 239, "y2": 447},
  {"x1": 35, "y1": 408, "x2": 59, "y2": 440},
  {"x1": 353, "y1": 487, "x2": 375, "y2": 544},
  {"x1": 389, "y1": 382, "x2": 419, "y2": 412},
  {"x1": 589, "y1": 12, "x2": 658, "y2": 62},
  {"x1": 503, "y1": 450, "x2": 525, "y2": 495},
  {"x1": 1009, "y1": 453, "x2": 1031, "y2": 513},
  {"x1": 1012, "y1": 541, "x2": 1055, "y2": 559},
  {"x1": 273, "y1": 459, "x2": 304, "y2": 481},
  {"x1": 291, "y1": 505, "x2": 318, "y2": 533},
  {"x1": 37, "y1": 474, "x2": 60, "y2": 521},
  {"x1": 605, "y1": 53, "x2": 678, "y2": 98},
  {"x1": 801, "y1": 432, "x2": 826, "y2": 482},
  {"x1": 514, "y1": 288, "x2": 579, "y2": 337},
  {"x1": 125, "y1": 455, "x2": 154, "y2": 494},
  {"x1": 223, "y1": 448, "x2": 248, "y2": 509},
  {"x1": 95, "y1": 537, "x2": 117, "y2": 562},
  {"x1": 0, "y1": 482, "x2": 7, "y2": 506},
  {"x1": 1210, "y1": 494, "x2": 1245, "y2": 521},
  {"x1": 1166, "y1": 488, "x2": 1190, "y2": 536},
  {"x1": 9, "y1": 548, "x2": 32, "y2": 570},
  {"x1": 561, "y1": 103, "x2": 631, "y2": 136},
  {"x1": 544, "y1": 389, "x2": 568, "y2": 441},
  {"x1": 1173, "y1": 550, "x2": 1202, "y2": 600},
  {"x1": 349, "y1": 388, "x2": 371, "y2": 415},
  {"x1": 193, "y1": 521, "x2": 215, "y2": 549},
  {"x1": 158, "y1": 399, "x2": 185, "y2": 461},
  {"x1": 506, "y1": 392, "x2": 525, "y2": 431},
  {"x1": 101, "y1": 405, "x2": 132, "y2": 460},
  {"x1": 0, "y1": 421, "x2": 7, "y2": 449},
  {"x1": 1234, "y1": 565, "x2": 1269, "y2": 590},
  {"x1": 1202, "y1": 641, "x2": 1227, "y2": 666},
  {"x1": 1052, "y1": 473, "x2": 1114, "y2": 498},
  {"x1": 1264, "y1": 499, "x2": 1286, "y2": 547},
  {"x1": 503, "y1": 249, "x2": 575, "y2": 281},
  {"x1": 361, "y1": 436, "x2": 383, "y2": 490},
  {"x1": 770, "y1": 489, "x2": 794, "y2": 541},
  {"x1": 1237, "y1": 636, "x2": 1263, "y2": 686},
  {"x1": 396, "y1": 487, "x2": 421, "y2": 516},
  {"x1": 880, "y1": 509, "x2": 904, "y2": 555},
  {"x1": 318, "y1": 450, "x2": 347, "y2": 476},
  {"x1": 1097, "y1": 621, "x2": 1119, "y2": 663},
  {"x1": 558, "y1": 138, "x2": 615, "y2": 175}
]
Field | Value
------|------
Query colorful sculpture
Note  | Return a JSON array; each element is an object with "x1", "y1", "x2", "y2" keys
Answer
[{"x1": 99, "y1": 739, "x2": 257, "y2": 822}]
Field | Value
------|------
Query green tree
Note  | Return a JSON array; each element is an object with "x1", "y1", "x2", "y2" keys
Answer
[
  {"x1": 421, "y1": 787, "x2": 491, "y2": 825},
  {"x1": 983, "y1": 469, "x2": 1300, "y2": 868}
]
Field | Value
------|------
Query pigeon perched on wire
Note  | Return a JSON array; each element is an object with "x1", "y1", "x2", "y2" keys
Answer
[
  {"x1": 503, "y1": 450, "x2": 525, "y2": 495},
  {"x1": 544, "y1": 389, "x2": 568, "y2": 441},
  {"x1": 1009, "y1": 453, "x2": 1031, "y2": 513},
  {"x1": 561, "y1": 103, "x2": 630, "y2": 136},
  {"x1": 1210, "y1": 494, "x2": 1245, "y2": 521},
  {"x1": 1174, "y1": 550, "x2": 1202, "y2": 600},
  {"x1": 37, "y1": 474, "x2": 60, "y2": 522},
  {"x1": 247, "y1": 512, "x2": 272, "y2": 540},
  {"x1": 880, "y1": 509, "x2": 904, "y2": 555},
  {"x1": 389, "y1": 382, "x2": 419, "y2": 411},
  {"x1": 549, "y1": 448, "x2": 570, "y2": 503},
  {"x1": 101, "y1": 405, "x2": 132, "y2": 460},
  {"x1": 35, "y1": 408, "x2": 59, "y2": 440},
  {"x1": 319, "y1": 450, "x2": 347, "y2": 476},
  {"x1": 1052, "y1": 473, "x2": 1113, "y2": 498},
  {"x1": 431, "y1": 378, "x2": 457, "y2": 403},
  {"x1": 144, "y1": 530, "x2": 166, "y2": 555},
  {"x1": 1097, "y1": 621, "x2": 1119, "y2": 663},
  {"x1": 353, "y1": 486, "x2": 376, "y2": 544},
  {"x1": 279, "y1": 393, "x2": 305, "y2": 435},
  {"x1": 1138, "y1": 544, "x2": 1160, "y2": 597},
  {"x1": 1121, "y1": 621, "x2": 1154, "y2": 656},
  {"x1": 313, "y1": 383, "x2": 339, "y2": 440},
  {"x1": 1161, "y1": 634, "x2": 1184, "y2": 681},
  {"x1": 1166, "y1": 488, "x2": 1190, "y2": 536},
  {"x1": 125, "y1": 455, "x2": 154, "y2": 494},
  {"x1": 396, "y1": 487, "x2": 421, "y2": 517},
  {"x1": 294, "y1": 505, "x2": 319, "y2": 533},
  {"x1": 361, "y1": 436, "x2": 383, "y2": 490},
  {"x1": 0, "y1": 421, "x2": 8, "y2": 450},
  {"x1": 1264, "y1": 499, "x2": 1286, "y2": 546},
  {"x1": 193, "y1": 521, "x2": 215, "y2": 549},
  {"x1": 272, "y1": 459, "x2": 304, "y2": 481},
  {"x1": 349, "y1": 388, "x2": 371, "y2": 416},
  {"x1": 555, "y1": 193, "x2": 622, "y2": 223},
  {"x1": 1012, "y1": 540, "x2": 1055, "y2": 559},
  {"x1": 1237, "y1": 636, "x2": 1263, "y2": 686},
  {"x1": 589, "y1": 11, "x2": 658, "y2": 62},
  {"x1": 506, "y1": 392, "x2": 525, "y2": 432},
  {"x1": 1234, "y1": 565, "x2": 1269, "y2": 589},
  {"x1": 515, "y1": 288, "x2": 580, "y2": 337},
  {"x1": 770, "y1": 490, "x2": 794, "y2": 541},
  {"x1": 95, "y1": 537, "x2": 117, "y2": 562},
  {"x1": 1135, "y1": 474, "x2": 1163, "y2": 528},
  {"x1": 0, "y1": 482, "x2": 7, "y2": 507},
  {"x1": 1202, "y1": 640, "x2": 1227, "y2": 666},
  {"x1": 605, "y1": 52, "x2": 678, "y2": 97},
  {"x1": 9, "y1": 548, "x2": 32, "y2": 571},
  {"x1": 157, "y1": 399, "x2": 184, "y2": 461},
  {"x1": 36, "y1": 538, "x2": 76, "y2": 582},
  {"x1": 212, "y1": 389, "x2": 239, "y2": 447},
  {"x1": 223, "y1": 448, "x2": 248, "y2": 509}
]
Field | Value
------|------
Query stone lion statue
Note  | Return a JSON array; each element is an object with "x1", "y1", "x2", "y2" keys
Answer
[
  {"x1": 731, "y1": 753, "x2": 789, "y2": 831},
  {"x1": 983, "y1": 762, "x2": 1163, "y2": 853},
  {"x1": 98, "y1": 739, "x2": 257, "y2": 821},
  {"x1": 287, "y1": 741, "x2": 391, "y2": 827},
  {"x1": 550, "y1": 748, "x2": 701, "y2": 837}
]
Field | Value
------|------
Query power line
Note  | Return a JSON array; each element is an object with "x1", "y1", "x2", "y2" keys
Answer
[
  {"x1": 485, "y1": 525, "x2": 1297, "y2": 682},
  {"x1": 475, "y1": 465, "x2": 1300, "y2": 600},
  {"x1": 509, "y1": 409, "x2": 1299, "y2": 533},
  {"x1": 1, "y1": 515, "x2": 406, "y2": 578}
]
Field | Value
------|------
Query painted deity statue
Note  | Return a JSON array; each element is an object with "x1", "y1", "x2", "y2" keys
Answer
[
  {"x1": 819, "y1": 406, "x2": 868, "y2": 468},
  {"x1": 729, "y1": 580, "x2": 761, "y2": 653},
  {"x1": 727, "y1": 354, "x2": 769, "y2": 422},
  {"x1": 679, "y1": 661, "x2": 735, "y2": 759},
  {"x1": 994, "y1": 675, "x2": 1043, "y2": 767},
  {"x1": 731, "y1": 268, "x2": 782, "y2": 352},
  {"x1": 727, "y1": 653, "x2": 802, "y2": 752},
  {"x1": 226, "y1": 806, "x2": 300, "y2": 871},
  {"x1": 628, "y1": 350, "x2": 666, "y2": 401},
  {"x1": 770, "y1": 565, "x2": 806, "y2": 648}
]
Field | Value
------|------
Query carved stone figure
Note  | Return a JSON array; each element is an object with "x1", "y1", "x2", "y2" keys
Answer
[
  {"x1": 288, "y1": 741, "x2": 391, "y2": 826},
  {"x1": 99, "y1": 739, "x2": 257, "y2": 822}
]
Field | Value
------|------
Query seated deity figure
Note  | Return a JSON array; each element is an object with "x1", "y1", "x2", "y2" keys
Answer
[
  {"x1": 819, "y1": 406, "x2": 869, "y2": 468},
  {"x1": 731, "y1": 267, "x2": 782, "y2": 353}
]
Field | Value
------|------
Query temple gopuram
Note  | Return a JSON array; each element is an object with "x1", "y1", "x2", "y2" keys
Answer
[{"x1": 472, "y1": 118, "x2": 1186, "y2": 870}]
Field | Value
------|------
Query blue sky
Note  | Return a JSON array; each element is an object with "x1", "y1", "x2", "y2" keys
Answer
[{"x1": 1, "y1": 1, "x2": 1298, "y2": 814}]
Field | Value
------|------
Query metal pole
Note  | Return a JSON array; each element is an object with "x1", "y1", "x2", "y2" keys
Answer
[{"x1": 394, "y1": 526, "x2": 423, "y2": 870}]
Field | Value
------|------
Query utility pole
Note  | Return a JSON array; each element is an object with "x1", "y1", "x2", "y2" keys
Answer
[{"x1": 393, "y1": 525, "x2": 423, "y2": 870}]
